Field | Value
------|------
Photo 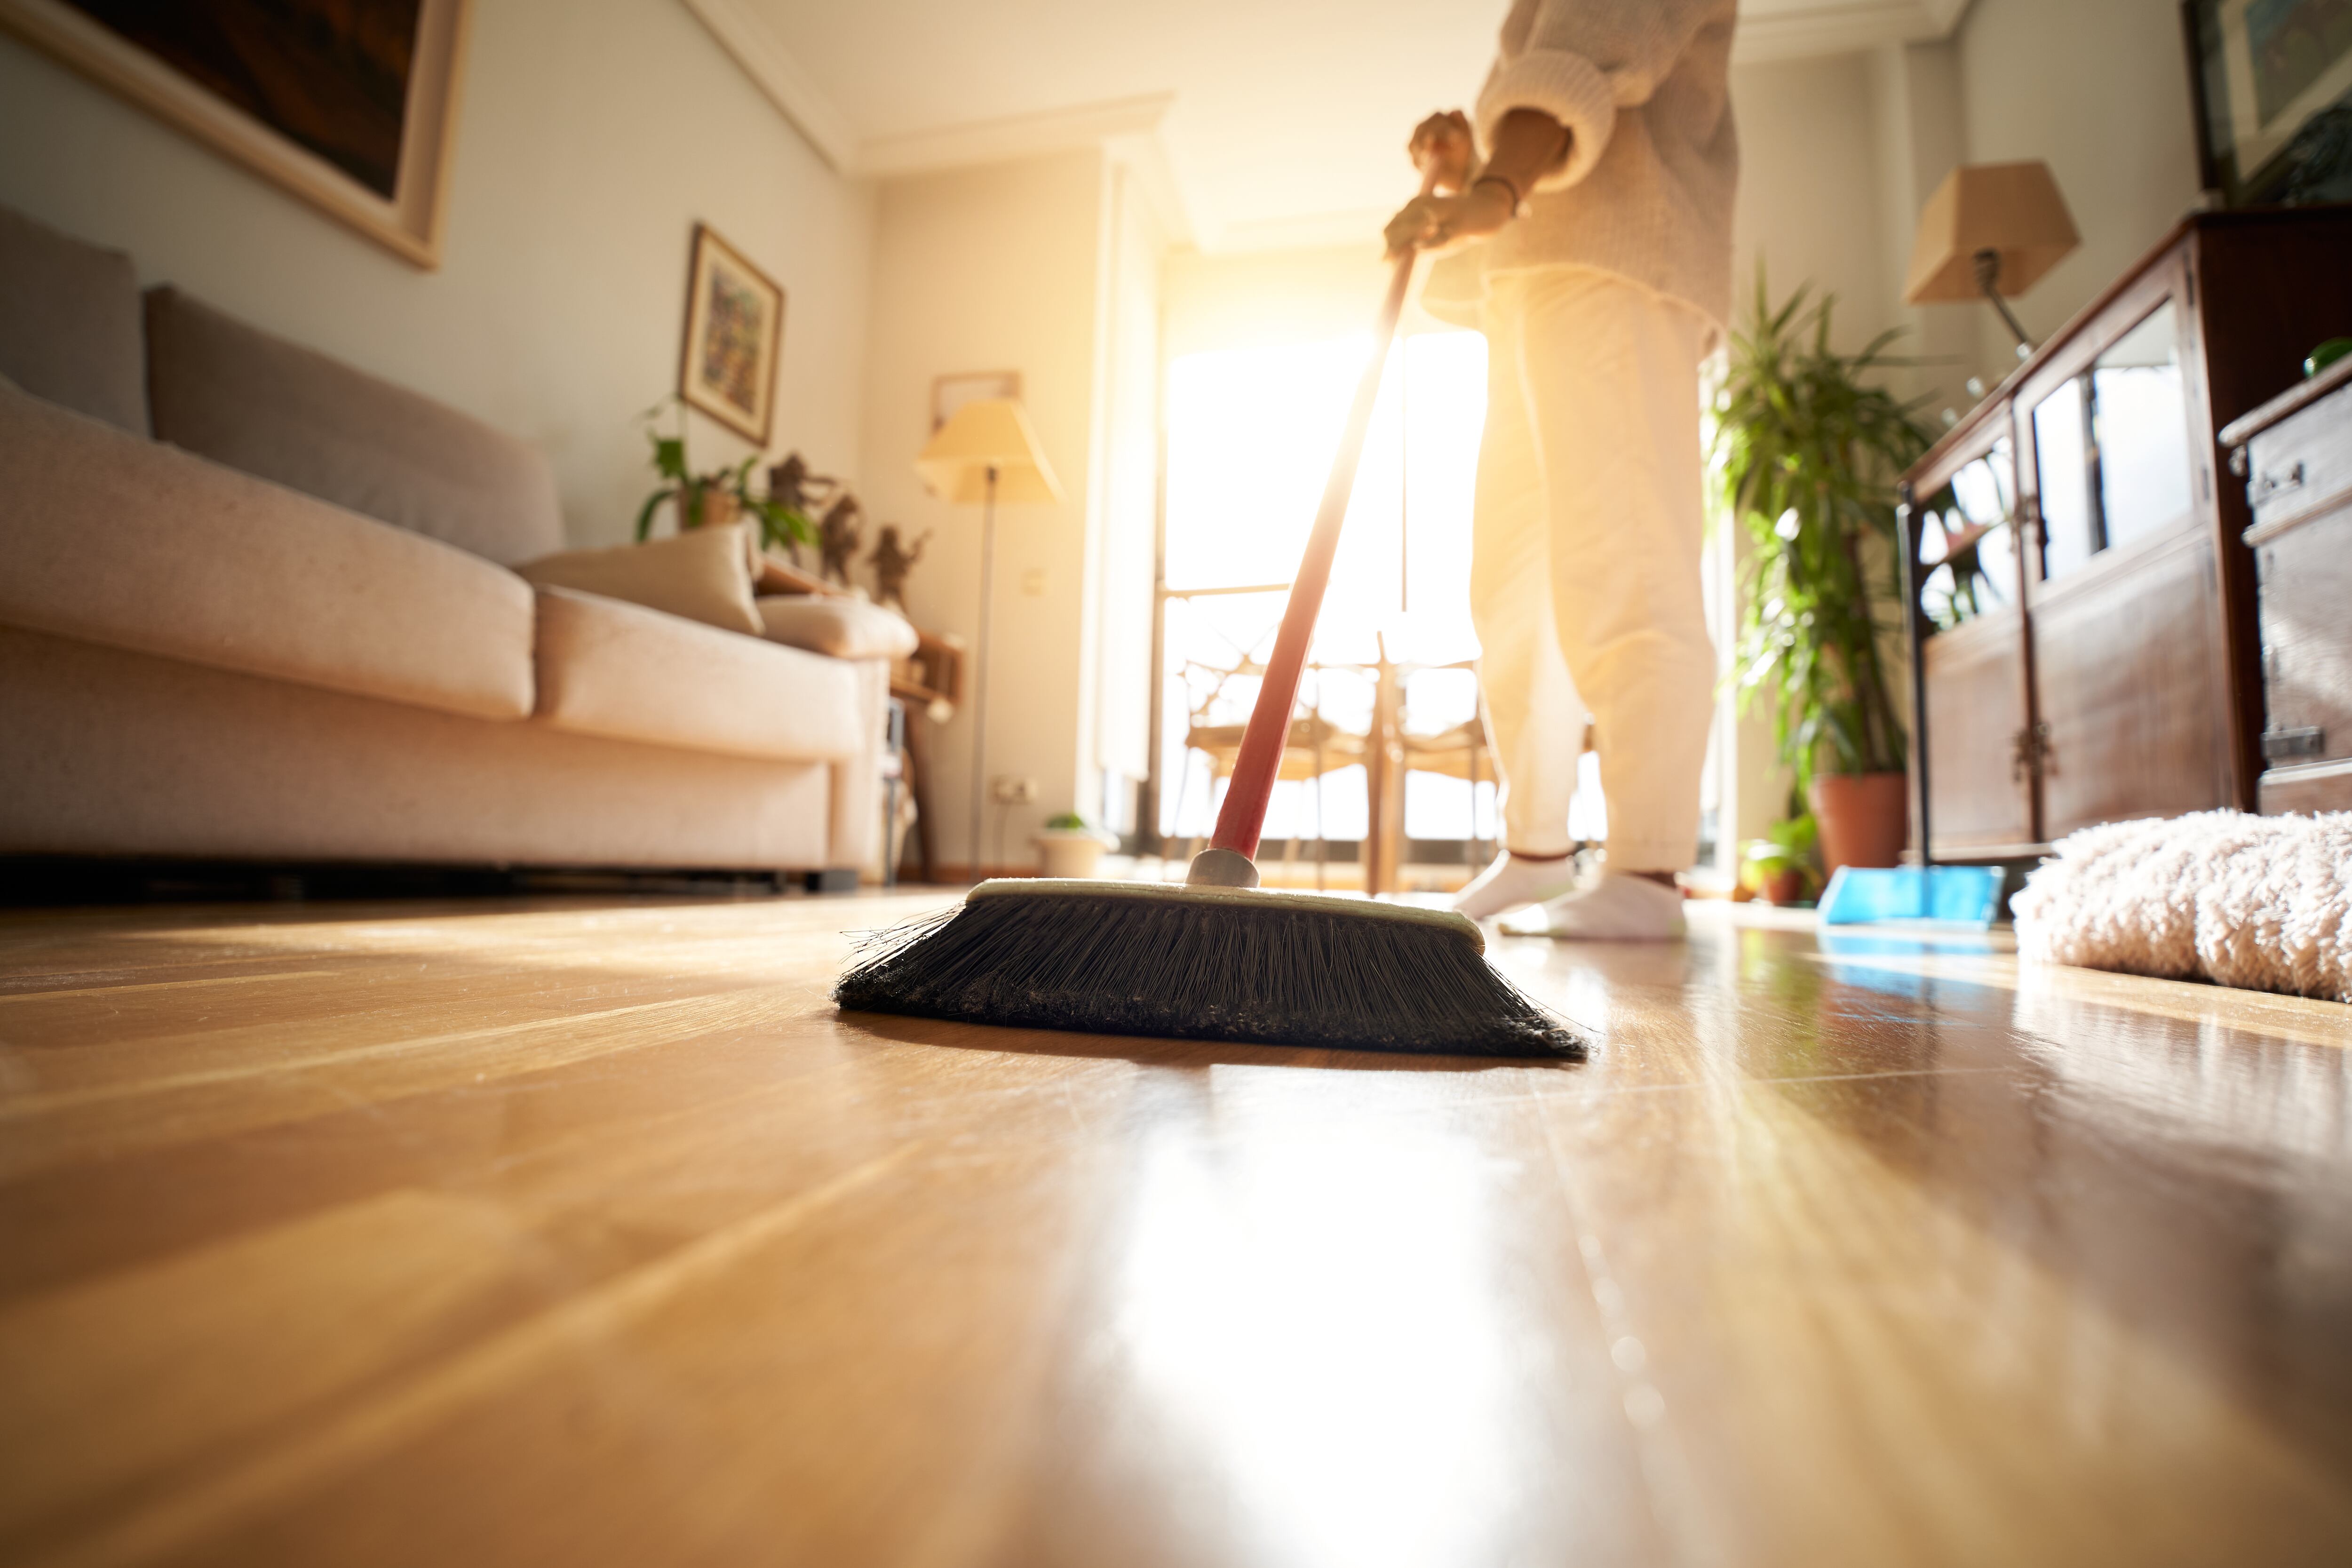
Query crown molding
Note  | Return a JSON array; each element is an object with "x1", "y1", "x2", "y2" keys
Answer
[
  {"x1": 1103, "y1": 127, "x2": 1195, "y2": 250},
  {"x1": 685, "y1": 0, "x2": 1184, "y2": 205},
  {"x1": 1732, "y1": 0, "x2": 1968, "y2": 64},
  {"x1": 680, "y1": 0, "x2": 857, "y2": 172},
  {"x1": 858, "y1": 92, "x2": 1176, "y2": 180}
]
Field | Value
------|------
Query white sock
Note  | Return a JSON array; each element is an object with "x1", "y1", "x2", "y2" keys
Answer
[
  {"x1": 1498, "y1": 873, "x2": 1686, "y2": 941},
  {"x1": 1452, "y1": 852, "x2": 1582, "y2": 921}
]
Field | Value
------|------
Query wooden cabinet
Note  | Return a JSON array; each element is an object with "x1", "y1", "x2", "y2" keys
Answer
[
  {"x1": 2223, "y1": 351, "x2": 2352, "y2": 813},
  {"x1": 1900, "y1": 208, "x2": 2352, "y2": 861}
]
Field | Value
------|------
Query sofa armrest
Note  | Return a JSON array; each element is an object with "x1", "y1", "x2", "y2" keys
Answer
[
  {"x1": 0, "y1": 379, "x2": 535, "y2": 721},
  {"x1": 756, "y1": 595, "x2": 920, "y2": 661}
]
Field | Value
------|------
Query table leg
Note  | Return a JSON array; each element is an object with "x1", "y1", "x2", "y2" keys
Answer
[{"x1": 902, "y1": 711, "x2": 937, "y2": 884}]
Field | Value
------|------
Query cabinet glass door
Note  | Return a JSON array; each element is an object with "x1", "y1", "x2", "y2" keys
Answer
[
  {"x1": 1919, "y1": 435, "x2": 2020, "y2": 627},
  {"x1": 2028, "y1": 300, "x2": 2195, "y2": 580},
  {"x1": 1918, "y1": 433, "x2": 2035, "y2": 855},
  {"x1": 2090, "y1": 302, "x2": 2195, "y2": 551}
]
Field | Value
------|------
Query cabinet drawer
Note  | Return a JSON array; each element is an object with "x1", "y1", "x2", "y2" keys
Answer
[
  {"x1": 2259, "y1": 757, "x2": 2352, "y2": 815},
  {"x1": 2244, "y1": 375, "x2": 2352, "y2": 533},
  {"x1": 2252, "y1": 498, "x2": 2352, "y2": 766}
]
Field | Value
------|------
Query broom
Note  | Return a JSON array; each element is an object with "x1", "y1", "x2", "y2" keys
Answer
[{"x1": 836, "y1": 189, "x2": 1584, "y2": 1060}]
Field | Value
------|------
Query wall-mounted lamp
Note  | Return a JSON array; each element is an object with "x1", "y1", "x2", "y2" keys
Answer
[{"x1": 1904, "y1": 161, "x2": 2080, "y2": 358}]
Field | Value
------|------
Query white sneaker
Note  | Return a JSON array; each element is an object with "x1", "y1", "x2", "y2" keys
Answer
[
  {"x1": 1498, "y1": 873, "x2": 1686, "y2": 940},
  {"x1": 1452, "y1": 852, "x2": 1582, "y2": 921}
]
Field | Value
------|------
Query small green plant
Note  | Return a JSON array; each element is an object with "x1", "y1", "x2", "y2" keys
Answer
[
  {"x1": 634, "y1": 397, "x2": 813, "y2": 555},
  {"x1": 1716, "y1": 274, "x2": 1934, "y2": 797},
  {"x1": 1741, "y1": 813, "x2": 1819, "y2": 900},
  {"x1": 1043, "y1": 812, "x2": 1091, "y2": 832}
]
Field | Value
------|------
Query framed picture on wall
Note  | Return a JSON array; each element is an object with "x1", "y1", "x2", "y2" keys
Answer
[
  {"x1": 677, "y1": 223, "x2": 786, "y2": 447},
  {"x1": 932, "y1": 370, "x2": 1022, "y2": 432},
  {"x1": 2185, "y1": 0, "x2": 2352, "y2": 205},
  {"x1": 0, "y1": 0, "x2": 471, "y2": 267}
]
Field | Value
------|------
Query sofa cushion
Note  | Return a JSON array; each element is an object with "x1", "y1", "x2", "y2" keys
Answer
[
  {"x1": 520, "y1": 524, "x2": 762, "y2": 635},
  {"x1": 757, "y1": 594, "x2": 919, "y2": 660},
  {"x1": 0, "y1": 205, "x2": 147, "y2": 434},
  {"x1": 0, "y1": 379, "x2": 535, "y2": 721},
  {"x1": 0, "y1": 624, "x2": 837, "y2": 871},
  {"x1": 144, "y1": 287, "x2": 564, "y2": 564},
  {"x1": 532, "y1": 588, "x2": 860, "y2": 763}
]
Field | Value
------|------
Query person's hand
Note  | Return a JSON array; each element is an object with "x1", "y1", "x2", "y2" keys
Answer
[
  {"x1": 1408, "y1": 110, "x2": 1474, "y2": 193},
  {"x1": 1383, "y1": 180, "x2": 1515, "y2": 259}
]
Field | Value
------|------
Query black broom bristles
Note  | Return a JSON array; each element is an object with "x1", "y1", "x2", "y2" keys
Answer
[{"x1": 834, "y1": 883, "x2": 1585, "y2": 1059}]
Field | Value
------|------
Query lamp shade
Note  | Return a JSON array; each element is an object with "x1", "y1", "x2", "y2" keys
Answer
[
  {"x1": 914, "y1": 397, "x2": 1063, "y2": 504},
  {"x1": 1904, "y1": 161, "x2": 2080, "y2": 304}
]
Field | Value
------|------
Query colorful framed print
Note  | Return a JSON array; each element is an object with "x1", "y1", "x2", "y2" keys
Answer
[
  {"x1": 678, "y1": 223, "x2": 785, "y2": 446},
  {"x1": 2186, "y1": 0, "x2": 2352, "y2": 205},
  {"x1": 0, "y1": 0, "x2": 470, "y2": 268}
]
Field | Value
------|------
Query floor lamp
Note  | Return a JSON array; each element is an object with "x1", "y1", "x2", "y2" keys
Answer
[{"x1": 914, "y1": 397, "x2": 1062, "y2": 882}]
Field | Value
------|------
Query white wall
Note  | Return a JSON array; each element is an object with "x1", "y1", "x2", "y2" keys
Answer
[
  {"x1": 0, "y1": 0, "x2": 874, "y2": 544},
  {"x1": 1717, "y1": 50, "x2": 1905, "y2": 851},
  {"x1": 1955, "y1": 0, "x2": 2205, "y2": 378},
  {"x1": 1869, "y1": 40, "x2": 1975, "y2": 413},
  {"x1": 858, "y1": 149, "x2": 1107, "y2": 873},
  {"x1": 1730, "y1": 51, "x2": 1896, "y2": 352}
]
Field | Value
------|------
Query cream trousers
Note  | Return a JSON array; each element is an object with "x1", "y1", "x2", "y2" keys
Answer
[{"x1": 1472, "y1": 266, "x2": 1714, "y2": 872}]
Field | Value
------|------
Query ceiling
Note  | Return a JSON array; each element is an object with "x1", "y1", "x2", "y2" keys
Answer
[{"x1": 689, "y1": 0, "x2": 1971, "y2": 250}]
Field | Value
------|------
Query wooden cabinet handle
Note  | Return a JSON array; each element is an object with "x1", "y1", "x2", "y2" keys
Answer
[{"x1": 2252, "y1": 462, "x2": 2305, "y2": 504}]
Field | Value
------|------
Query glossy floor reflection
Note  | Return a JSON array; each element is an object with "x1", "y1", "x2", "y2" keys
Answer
[{"x1": 0, "y1": 895, "x2": 2347, "y2": 1566}]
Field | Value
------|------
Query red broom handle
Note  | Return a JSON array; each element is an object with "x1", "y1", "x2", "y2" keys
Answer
[{"x1": 1209, "y1": 236, "x2": 1424, "y2": 861}]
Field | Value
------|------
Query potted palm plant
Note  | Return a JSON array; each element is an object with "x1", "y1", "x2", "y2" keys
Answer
[{"x1": 1716, "y1": 277, "x2": 1932, "y2": 876}]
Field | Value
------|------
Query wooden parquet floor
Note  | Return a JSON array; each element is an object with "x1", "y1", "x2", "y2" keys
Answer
[{"x1": 0, "y1": 891, "x2": 2348, "y2": 1567}]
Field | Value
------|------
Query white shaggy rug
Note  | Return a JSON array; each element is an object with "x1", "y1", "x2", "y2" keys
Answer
[{"x1": 2013, "y1": 811, "x2": 2352, "y2": 1003}]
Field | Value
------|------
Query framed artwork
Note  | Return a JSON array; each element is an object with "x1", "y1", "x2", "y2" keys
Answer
[
  {"x1": 932, "y1": 369, "x2": 1022, "y2": 432},
  {"x1": 0, "y1": 0, "x2": 470, "y2": 268},
  {"x1": 2185, "y1": 0, "x2": 2352, "y2": 205},
  {"x1": 678, "y1": 223, "x2": 785, "y2": 446}
]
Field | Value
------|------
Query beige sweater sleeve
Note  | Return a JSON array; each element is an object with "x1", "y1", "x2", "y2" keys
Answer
[{"x1": 1474, "y1": 0, "x2": 1734, "y2": 192}]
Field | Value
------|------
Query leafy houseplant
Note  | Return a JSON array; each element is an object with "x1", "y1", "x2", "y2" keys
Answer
[
  {"x1": 1716, "y1": 277, "x2": 1932, "y2": 873},
  {"x1": 634, "y1": 398, "x2": 813, "y2": 556},
  {"x1": 1740, "y1": 814, "x2": 1818, "y2": 905}
]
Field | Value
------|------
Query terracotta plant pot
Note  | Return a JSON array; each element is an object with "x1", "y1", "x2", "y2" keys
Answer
[
  {"x1": 1757, "y1": 867, "x2": 1808, "y2": 906},
  {"x1": 1809, "y1": 772, "x2": 1910, "y2": 876}
]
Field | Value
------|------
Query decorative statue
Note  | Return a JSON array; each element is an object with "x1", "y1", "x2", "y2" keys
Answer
[
  {"x1": 816, "y1": 495, "x2": 864, "y2": 588},
  {"x1": 867, "y1": 525, "x2": 930, "y2": 611},
  {"x1": 766, "y1": 452, "x2": 840, "y2": 565}
]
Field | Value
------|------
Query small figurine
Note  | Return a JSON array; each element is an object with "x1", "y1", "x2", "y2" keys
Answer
[
  {"x1": 867, "y1": 524, "x2": 930, "y2": 611},
  {"x1": 766, "y1": 453, "x2": 840, "y2": 565},
  {"x1": 816, "y1": 494, "x2": 864, "y2": 588}
]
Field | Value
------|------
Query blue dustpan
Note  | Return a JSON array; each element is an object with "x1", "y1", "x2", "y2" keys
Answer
[{"x1": 1817, "y1": 865, "x2": 2002, "y2": 927}]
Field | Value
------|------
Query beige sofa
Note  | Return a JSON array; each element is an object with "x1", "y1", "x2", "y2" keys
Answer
[{"x1": 0, "y1": 206, "x2": 896, "y2": 881}]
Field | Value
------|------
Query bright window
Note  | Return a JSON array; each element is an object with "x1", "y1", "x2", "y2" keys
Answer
[{"x1": 1158, "y1": 330, "x2": 1502, "y2": 848}]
